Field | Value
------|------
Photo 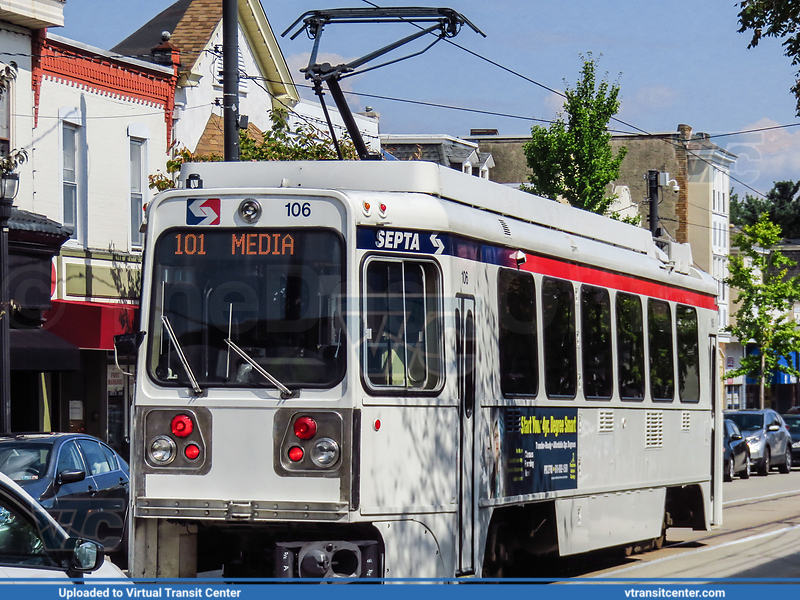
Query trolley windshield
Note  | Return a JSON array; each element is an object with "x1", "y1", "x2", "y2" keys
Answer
[{"x1": 147, "y1": 228, "x2": 345, "y2": 390}]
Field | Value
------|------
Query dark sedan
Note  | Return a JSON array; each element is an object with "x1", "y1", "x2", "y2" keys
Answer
[
  {"x1": 783, "y1": 413, "x2": 800, "y2": 463},
  {"x1": 0, "y1": 433, "x2": 129, "y2": 558},
  {"x1": 723, "y1": 418, "x2": 751, "y2": 481}
]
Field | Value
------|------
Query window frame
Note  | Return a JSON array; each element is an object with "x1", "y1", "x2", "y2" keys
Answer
[
  {"x1": 61, "y1": 121, "x2": 79, "y2": 242},
  {"x1": 616, "y1": 292, "x2": 645, "y2": 401},
  {"x1": 497, "y1": 268, "x2": 538, "y2": 398},
  {"x1": 648, "y1": 298, "x2": 676, "y2": 403},
  {"x1": 129, "y1": 137, "x2": 146, "y2": 249},
  {"x1": 541, "y1": 276, "x2": 577, "y2": 400},
  {"x1": 360, "y1": 255, "x2": 445, "y2": 396},
  {"x1": 676, "y1": 304, "x2": 701, "y2": 403},
  {"x1": 580, "y1": 284, "x2": 613, "y2": 400}
]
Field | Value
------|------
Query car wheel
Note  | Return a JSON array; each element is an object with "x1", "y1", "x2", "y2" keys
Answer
[
  {"x1": 739, "y1": 453, "x2": 751, "y2": 479},
  {"x1": 779, "y1": 447, "x2": 792, "y2": 474},
  {"x1": 724, "y1": 458, "x2": 733, "y2": 482},
  {"x1": 758, "y1": 447, "x2": 770, "y2": 476}
]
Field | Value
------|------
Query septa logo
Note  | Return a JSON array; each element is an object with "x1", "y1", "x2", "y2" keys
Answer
[{"x1": 187, "y1": 198, "x2": 221, "y2": 225}]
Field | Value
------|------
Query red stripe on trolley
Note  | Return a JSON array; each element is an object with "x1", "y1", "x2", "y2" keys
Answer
[{"x1": 520, "y1": 254, "x2": 717, "y2": 310}]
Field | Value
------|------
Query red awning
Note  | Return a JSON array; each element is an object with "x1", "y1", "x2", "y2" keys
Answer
[{"x1": 42, "y1": 299, "x2": 138, "y2": 351}]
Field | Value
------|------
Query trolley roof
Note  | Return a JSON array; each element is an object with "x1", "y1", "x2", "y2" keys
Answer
[{"x1": 181, "y1": 161, "x2": 658, "y2": 253}]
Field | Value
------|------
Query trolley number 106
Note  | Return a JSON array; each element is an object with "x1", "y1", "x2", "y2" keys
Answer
[{"x1": 286, "y1": 202, "x2": 312, "y2": 218}]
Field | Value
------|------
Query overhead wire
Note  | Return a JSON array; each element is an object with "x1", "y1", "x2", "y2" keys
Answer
[{"x1": 350, "y1": 0, "x2": 771, "y2": 198}]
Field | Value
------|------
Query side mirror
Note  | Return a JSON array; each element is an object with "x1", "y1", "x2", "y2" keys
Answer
[
  {"x1": 57, "y1": 469, "x2": 86, "y2": 485},
  {"x1": 768, "y1": 424, "x2": 781, "y2": 432},
  {"x1": 114, "y1": 331, "x2": 145, "y2": 356},
  {"x1": 730, "y1": 433, "x2": 742, "y2": 441},
  {"x1": 113, "y1": 331, "x2": 145, "y2": 377},
  {"x1": 66, "y1": 538, "x2": 104, "y2": 572}
]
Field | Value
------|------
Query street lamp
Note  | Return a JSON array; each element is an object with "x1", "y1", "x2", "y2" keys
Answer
[{"x1": 0, "y1": 168, "x2": 19, "y2": 433}]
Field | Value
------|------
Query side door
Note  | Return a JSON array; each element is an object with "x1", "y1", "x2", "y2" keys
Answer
[
  {"x1": 76, "y1": 438, "x2": 127, "y2": 551},
  {"x1": 51, "y1": 440, "x2": 97, "y2": 540},
  {"x1": 456, "y1": 295, "x2": 476, "y2": 575}
]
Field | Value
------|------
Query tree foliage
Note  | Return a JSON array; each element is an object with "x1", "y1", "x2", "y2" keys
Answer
[
  {"x1": 521, "y1": 55, "x2": 628, "y2": 215},
  {"x1": 730, "y1": 180, "x2": 800, "y2": 239},
  {"x1": 738, "y1": 0, "x2": 800, "y2": 115},
  {"x1": 149, "y1": 109, "x2": 356, "y2": 191},
  {"x1": 724, "y1": 213, "x2": 800, "y2": 408}
]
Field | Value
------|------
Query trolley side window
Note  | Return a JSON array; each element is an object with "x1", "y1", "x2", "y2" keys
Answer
[
  {"x1": 542, "y1": 277, "x2": 577, "y2": 398},
  {"x1": 616, "y1": 292, "x2": 645, "y2": 400},
  {"x1": 648, "y1": 299, "x2": 675, "y2": 402},
  {"x1": 581, "y1": 285, "x2": 613, "y2": 399},
  {"x1": 498, "y1": 268, "x2": 538, "y2": 397},
  {"x1": 676, "y1": 305, "x2": 700, "y2": 403},
  {"x1": 363, "y1": 259, "x2": 443, "y2": 391}
]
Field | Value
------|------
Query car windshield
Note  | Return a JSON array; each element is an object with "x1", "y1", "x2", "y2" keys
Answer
[
  {"x1": 726, "y1": 412, "x2": 764, "y2": 432},
  {"x1": 784, "y1": 415, "x2": 800, "y2": 434},
  {"x1": 147, "y1": 228, "x2": 346, "y2": 390},
  {"x1": 0, "y1": 443, "x2": 52, "y2": 482}
]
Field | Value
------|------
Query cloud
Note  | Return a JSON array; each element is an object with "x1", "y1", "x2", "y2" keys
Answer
[
  {"x1": 620, "y1": 85, "x2": 680, "y2": 118},
  {"x1": 542, "y1": 90, "x2": 565, "y2": 118},
  {"x1": 725, "y1": 117, "x2": 800, "y2": 192}
]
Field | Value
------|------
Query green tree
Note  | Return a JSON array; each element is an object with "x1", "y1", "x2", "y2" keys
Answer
[
  {"x1": 730, "y1": 181, "x2": 800, "y2": 239},
  {"x1": 724, "y1": 213, "x2": 800, "y2": 409},
  {"x1": 521, "y1": 55, "x2": 628, "y2": 215},
  {"x1": 150, "y1": 109, "x2": 356, "y2": 190},
  {"x1": 738, "y1": 1, "x2": 800, "y2": 115}
]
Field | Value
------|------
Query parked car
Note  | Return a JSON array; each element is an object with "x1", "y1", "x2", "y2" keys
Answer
[
  {"x1": 0, "y1": 433, "x2": 129, "y2": 559},
  {"x1": 723, "y1": 418, "x2": 751, "y2": 481},
  {"x1": 0, "y1": 470, "x2": 126, "y2": 580},
  {"x1": 783, "y1": 413, "x2": 800, "y2": 463},
  {"x1": 724, "y1": 409, "x2": 792, "y2": 476}
]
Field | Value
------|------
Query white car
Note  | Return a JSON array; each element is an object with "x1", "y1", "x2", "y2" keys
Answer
[{"x1": 0, "y1": 471, "x2": 127, "y2": 581}]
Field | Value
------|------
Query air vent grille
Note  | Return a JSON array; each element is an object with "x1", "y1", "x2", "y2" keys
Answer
[
  {"x1": 645, "y1": 411, "x2": 664, "y2": 448},
  {"x1": 681, "y1": 411, "x2": 691, "y2": 432},
  {"x1": 498, "y1": 219, "x2": 511, "y2": 236},
  {"x1": 599, "y1": 410, "x2": 614, "y2": 433}
]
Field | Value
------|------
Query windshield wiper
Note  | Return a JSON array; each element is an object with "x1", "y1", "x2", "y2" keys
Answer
[
  {"x1": 161, "y1": 315, "x2": 203, "y2": 395},
  {"x1": 224, "y1": 339, "x2": 297, "y2": 399}
]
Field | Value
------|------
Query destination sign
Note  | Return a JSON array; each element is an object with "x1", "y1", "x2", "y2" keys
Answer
[{"x1": 169, "y1": 231, "x2": 296, "y2": 257}]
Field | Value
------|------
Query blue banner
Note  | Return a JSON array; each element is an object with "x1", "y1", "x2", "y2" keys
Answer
[{"x1": 3, "y1": 581, "x2": 796, "y2": 600}]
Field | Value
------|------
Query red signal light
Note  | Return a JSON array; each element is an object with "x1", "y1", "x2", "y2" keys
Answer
[
  {"x1": 184, "y1": 444, "x2": 200, "y2": 460},
  {"x1": 293, "y1": 416, "x2": 317, "y2": 440},
  {"x1": 288, "y1": 446, "x2": 304, "y2": 462},
  {"x1": 171, "y1": 415, "x2": 194, "y2": 438}
]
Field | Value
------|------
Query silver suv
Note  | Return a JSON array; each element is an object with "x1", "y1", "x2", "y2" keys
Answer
[{"x1": 724, "y1": 409, "x2": 793, "y2": 476}]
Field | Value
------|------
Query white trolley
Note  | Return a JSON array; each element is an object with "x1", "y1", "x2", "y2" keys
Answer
[{"x1": 127, "y1": 160, "x2": 722, "y2": 579}]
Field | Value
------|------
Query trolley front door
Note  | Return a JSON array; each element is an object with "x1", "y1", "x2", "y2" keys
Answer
[{"x1": 456, "y1": 295, "x2": 476, "y2": 575}]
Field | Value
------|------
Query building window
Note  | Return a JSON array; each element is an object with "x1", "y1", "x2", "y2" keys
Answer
[
  {"x1": 0, "y1": 81, "x2": 10, "y2": 156},
  {"x1": 62, "y1": 123, "x2": 78, "y2": 241},
  {"x1": 130, "y1": 138, "x2": 145, "y2": 247}
]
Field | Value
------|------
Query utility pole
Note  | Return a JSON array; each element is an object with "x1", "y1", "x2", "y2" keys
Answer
[
  {"x1": 648, "y1": 169, "x2": 659, "y2": 238},
  {"x1": 222, "y1": 0, "x2": 239, "y2": 161}
]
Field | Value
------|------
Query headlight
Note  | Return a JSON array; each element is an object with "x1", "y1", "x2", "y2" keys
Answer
[
  {"x1": 148, "y1": 435, "x2": 177, "y2": 465},
  {"x1": 793, "y1": 441, "x2": 800, "y2": 449},
  {"x1": 310, "y1": 437, "x2": 340, "y2": 468},
  {"x1": 746, "y1": 436, "x2": 760, "y2": 445}
]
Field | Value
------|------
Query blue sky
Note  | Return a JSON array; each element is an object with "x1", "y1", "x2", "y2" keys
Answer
[{"x1": 59, "y1": 0, "x2": 800, "y2": 197}]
